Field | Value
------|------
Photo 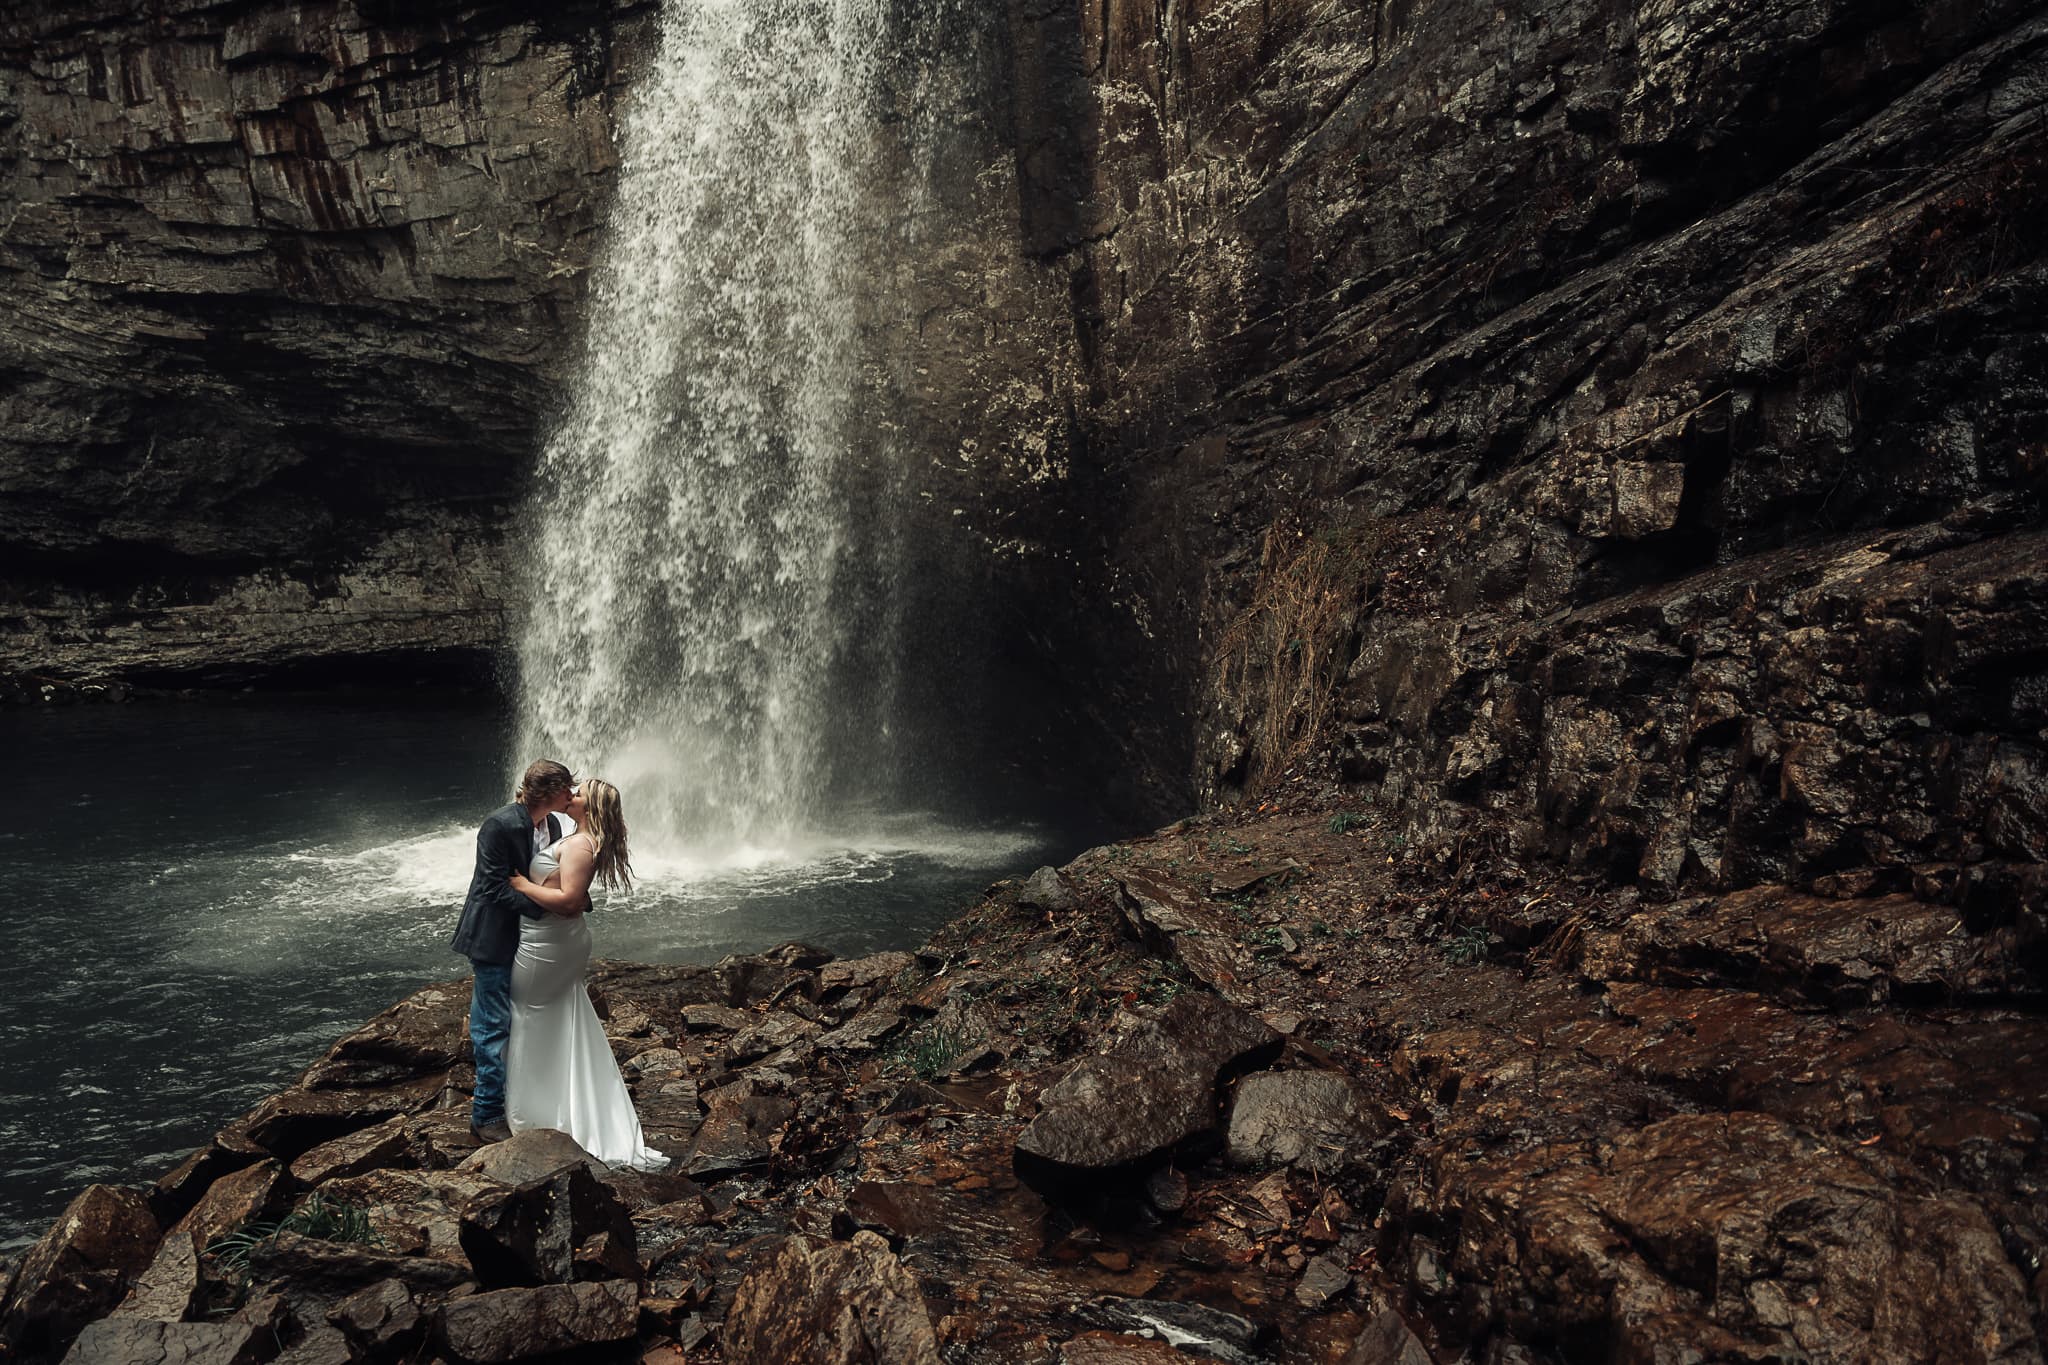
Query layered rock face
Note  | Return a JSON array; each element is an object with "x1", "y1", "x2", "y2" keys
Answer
[
  {"x1": 0, "y1": 0, "x2": 654, "y2": 683},
  {"x1": 1006, "y1": 0, "x2": 2048, "y2": 896}
]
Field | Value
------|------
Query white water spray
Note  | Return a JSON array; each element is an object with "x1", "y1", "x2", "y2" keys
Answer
[{"x1": 518, "y1": 0, "x2": 918, "y2": 853}]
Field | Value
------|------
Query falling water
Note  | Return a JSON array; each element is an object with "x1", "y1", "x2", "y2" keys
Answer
[{"x1": 518, "y1": 0, "x2": 916, "y2": 852}]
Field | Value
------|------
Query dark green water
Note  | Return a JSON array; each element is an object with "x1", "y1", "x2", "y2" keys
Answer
[{"x1": 0, "y1": 698, "x2": 1083, "y2": 1250}]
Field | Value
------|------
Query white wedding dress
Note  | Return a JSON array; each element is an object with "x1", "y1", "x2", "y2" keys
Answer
[{"x1": 505, "y1": 838, "x2": 668, "y2": 1170}]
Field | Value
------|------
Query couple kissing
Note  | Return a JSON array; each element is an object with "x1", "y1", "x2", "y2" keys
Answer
[{"x1": 448, "y1": 759, "x2": 668, "y2": 1170}]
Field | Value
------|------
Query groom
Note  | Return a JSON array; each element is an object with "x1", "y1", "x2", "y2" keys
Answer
[{"x1": 451, "y1": 758, "x2": 574, "y2": 1143}]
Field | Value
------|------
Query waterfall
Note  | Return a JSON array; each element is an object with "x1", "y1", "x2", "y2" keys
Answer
[{"x1": 517, "y1": 0, "x2": 919, "y2": 853}]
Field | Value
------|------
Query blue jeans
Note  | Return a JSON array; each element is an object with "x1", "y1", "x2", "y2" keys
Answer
[{"x1": 468, "y1": 961, "x2": 514, "y2": 1127}]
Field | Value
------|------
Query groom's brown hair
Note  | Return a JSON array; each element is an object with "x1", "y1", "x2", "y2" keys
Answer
[{"x1": 515, "y1": 759, "x2": 575, "y2": 805}]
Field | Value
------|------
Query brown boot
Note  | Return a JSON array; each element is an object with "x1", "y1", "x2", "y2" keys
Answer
[{"x1": 470, "y1": 1118, "x2": 512, "y2": 1144}]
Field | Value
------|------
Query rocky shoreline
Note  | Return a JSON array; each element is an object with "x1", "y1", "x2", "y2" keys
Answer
[{"x1": 3, "y1": 791, "x2": 2040, "y2": 1365}]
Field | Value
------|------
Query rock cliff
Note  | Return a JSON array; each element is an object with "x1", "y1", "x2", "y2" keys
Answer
[
  {"x1": 0, "y1": 0, "x2": 653, "y2": 684},
  {"x1": 9, "y1": 0, "x2": 2041, "y2": 891},
  {"x1": 988, "y1": 0, "x2": 2048, "y2": 900}
]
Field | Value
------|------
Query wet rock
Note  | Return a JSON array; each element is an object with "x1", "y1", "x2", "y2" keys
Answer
[
  {"x1": 1143, "y1": 1167, "x2": 1189, "y2": 1216},
  {"x1": 1210, "y1": 863, "x2": 1305, "y2": 897},
  {"x1": 328, "y1": 1277, "x2": 426, "y2": 1357},
  {"x1": 595, "y1": 1167, "x2": 706, "y2": 1217},
  {"x1": 403, "y1": 1108, "x2": 488, "y2": 1169},
  {"x1": 1343, "y1": 1310, "x2": 1433, "y2": 1365},
  {"x1": 819, "y1": 952, "x2": 916, "y2": 998},
  {"x1": 1225, "y1": 1071, "x2": 1380, "y2": 1174},
  {"x1": 1061, "y1": 1331, "x2": 1214, "y2": 1363},
  {"x1": 722, "y1": 1230, "x2": 940, "y2": 1364},
  {"x1": 1405, "y1": 1110, "x2": 2036, "y2": 1360},
  {"x1": 458, "y1": 1162, "x2": 638, "y2": 1287},
  {"x1": 436, "y1": 1279, "x2": 639, "y2": 1362},
  {"x1": 682, "y1": 1091, "x2": 795, "y2": 1179},
  {"x1": 1294, "y1": 1254, "x2": 1351, "y2": 1309},
  {"x1": 217, "y1": 1074, "x2": 444, "y2": 1162},
  {"x1": 150, "y1": 1146, "x2": 263, "y2": 1229},
  {"x1": 458, "y1": 1129, "x2": 602, "y2": 1187},
  {"x1": 0, "y1": 1183, "x2": 159, "y2": 1360},
  {"x1": 316, "y1": 1168, "x2": 499, "y2": 1263},
  {"x1": 729, "y1": 1013, "x2": 822, "y2": 1063},
  {"x1": 602, "y1": 1002, "x2": 660, "y2": 1039},
  {"x1": 1580, "y1": 886, "x2": 2037, "y2": 1006},
  {"x1": 637, "y1": 1076, "x2": 707, "y2": 1147},
  {"x1": 711, "y1": 953, "x2": 818, "y2": 1011},
  {"x1": 1019, "y1": 867, "x2": 1079, "y2": 913},
  {"x1": 683, "y1": 1004, "x2": 754, "y2": 1033},
  {"x1": 290, "y1": 1114, "x2": 416, "y2": 1186},
  {"x1": 627, "y1": 1047, "x2": 688, "y2": 1076},
  {"x1": 1014, "y1": 995, "x2": 1280, "y2": 1197},
  {"x1": 301, "y1": 983, "x2": 471, "y2": 1090},
  {"x1": 171, "y1": 1158, "x2": 284, "y2": 1254},
  {"x1": 1077, "y1": 1298, "x2": 1265, "y2": 1365},
  {"x1": 760, "y1": 942, "x2": 836, "y2": 971},
  {"x1": 1109, "y1": 872, "x2": 1261, "y2": 1004},
  {"x1": 272, "y1": 1323, "x2": 353, "y2": 1365},
  {"x1": 58, "y1": 1316, "x2": 276, "y2": 1365},
  {"x1": 249, "y1": 1233, "x2": 472, "y2": 1298},
  {"x1": 111, "y1": 1231, "x2": 201, "y2": 1322},
  {"x1": 816, "y1": 1009, "x2": 906, "y2": 1053}
]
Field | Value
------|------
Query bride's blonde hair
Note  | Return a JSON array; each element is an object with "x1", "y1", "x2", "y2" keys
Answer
[{"x1": 578, "y1": 778, "x2": 632, "y2": 892}]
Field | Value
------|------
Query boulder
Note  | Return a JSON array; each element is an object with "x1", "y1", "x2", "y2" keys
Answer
[
  {"x1": 594, "y1": 1167, "x2": 706, "y2": 1216},
  {"x1": 172, "y1": 1159, "x2": 285, "y2": 1253},
  {"x1": 300, "y1": 982, "x2": 471, "y2": 1090},
  {"x1": 722, "y1": 1231, "x2": 939, "y2": 1364},
  {"x1": 682, "y1": 1004, "x2": 753, "y2": 1033},
  {"x1": 405, "y1": 1107, "x2": 490, "y2": 1169},
  {"x1": 815, "y1": 1008, "x2": 906, "y2": 1053},
  {"x1": 626, "y1": 1046, "x2": 688, "y2": 1076},
  {"x1": 1109, "y1": 871, "x2": 1262, "y2": 1003},
  {"x1": 112, "y1": 1230, "x2": 202, "y2": 1321},
  {"x1": 818, "y1": 952, "x2": 915, "y2": 998},
  {"x1": 1294, "y1": 1253, "x2": 1352, "y2": 1309},
  {"x1": 729, "y1": 1013, "x2": 822, "y2": 1063},
  {"x1": 328, "y1": 1277, "x2": 427, "y2": 1357},
  {"x1": 1018, "y1": 867, "x2": 1078, "y2": 913},
  {"x1": 636, "y1": 1075, "x2": 706, "y2": 1145},
  {"x1": 1225, "y1": 1071, "x2": 1381, "y2": 1174},
  {"x1": 290, "y1": 1114, "x2": 417, "y2": 1186},
  {"x1": 682, "y1": 1091, "x2": 795, "y2": 1179},
  {"x1": 1142, "y1": 1167, "x2": 1189, "y2": 1216},
  {"x1": 458, "y1": 1129, "x2": 602, "y2": 1186},
  {"x1": 59, "y1": 1316, "x2": 276, "y2": 1365},
  {"x1": 1344, "y1": 1310, "x2": 1434, "y2": 1365},
  {"x1": 0, "y1": 1183, "x2": 160, "y2": 1360},
  {"x1": 710, "y1": 954, "x2": 816, "y2": 1010},
  {"x1": 458, "y1": 1162, "x2": 638, "y2": 1287},
  {"x1": 1014, "y1": 995, "x2": 1281, "y2": 1196},
  {"x1": 150, "y1": 1146, "x2": 263, "y2": 1228},
  {"x1": 216, "y1": 1074, "x2": 444, "y2": 1161},
  {"x1": 436, "y1": 1279, "x2": 639, "y2": 1362},
  {"x1": 248, "y1": 1232, "x2": 471, "y2": 1298},
  {"x1": 317, "y1": 1168, "x2": 503, "y2": 1263},
  {"x1": 273, "y1": 1323, "x2": 353, "y2": 1364}
]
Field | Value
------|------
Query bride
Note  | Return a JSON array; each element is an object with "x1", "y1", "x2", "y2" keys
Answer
[{"x1": 504, "y1": 778, "x2": 668, "y2": 1170}]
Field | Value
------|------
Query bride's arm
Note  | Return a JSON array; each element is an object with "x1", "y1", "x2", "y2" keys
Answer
[{"x1": 509, "y1": 837, "x2": 597, "y2": 916}]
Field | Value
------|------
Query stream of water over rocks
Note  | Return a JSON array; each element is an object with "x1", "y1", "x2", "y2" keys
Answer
[{"x1": 0, "y1": 698, "x2": 1085, "y2": 1252}]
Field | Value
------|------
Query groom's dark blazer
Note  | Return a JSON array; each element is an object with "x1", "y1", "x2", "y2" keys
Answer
[{"x1": 450, "y1": 803, "x2": 563, "y2": 966}]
